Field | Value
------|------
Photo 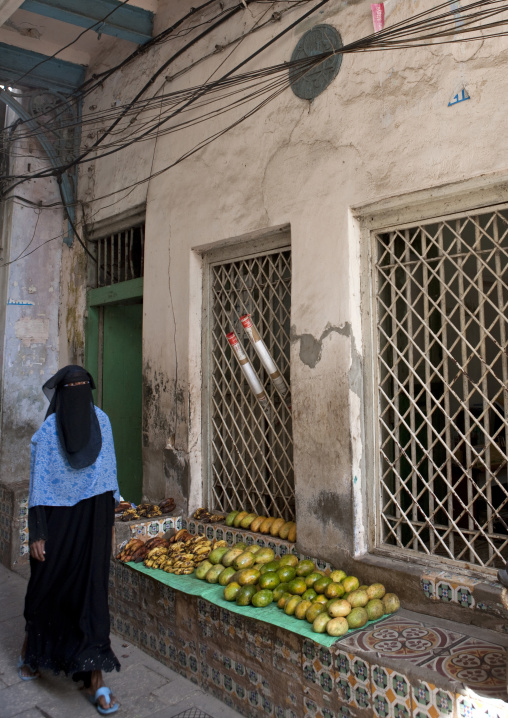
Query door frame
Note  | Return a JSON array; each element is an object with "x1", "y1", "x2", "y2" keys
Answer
[{"x1": 85, "y1": 277, "x2": 143, "y2": 406}]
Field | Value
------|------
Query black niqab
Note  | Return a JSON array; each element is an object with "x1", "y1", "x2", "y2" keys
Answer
[{"x1": 43, "y1": 365, "x2": 102, "y2": 469}]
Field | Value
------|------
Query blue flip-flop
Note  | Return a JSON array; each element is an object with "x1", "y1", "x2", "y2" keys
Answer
[
  {"x1": 88, "y1": 687, "x2": 119, "y2": 715},
  {"x1": 17, "y1": 655, "x2": 39, "y2": 681}
]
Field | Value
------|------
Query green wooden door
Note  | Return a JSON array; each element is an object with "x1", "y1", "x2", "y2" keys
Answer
[{"x1": 102, "y1": 303, "x2": 143, "y2": 504}]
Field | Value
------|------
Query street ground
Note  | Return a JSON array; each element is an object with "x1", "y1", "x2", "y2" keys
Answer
[{"x1": 0, "y1": 563, "x2": 242, "y2": 718}]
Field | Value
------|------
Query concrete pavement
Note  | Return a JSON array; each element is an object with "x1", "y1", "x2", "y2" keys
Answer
[{"x1": 0, "y1": 563, "x2": 243, "y2": 718}]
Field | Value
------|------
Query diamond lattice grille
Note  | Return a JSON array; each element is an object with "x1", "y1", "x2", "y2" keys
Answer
[
  {"x1": 375, "y1": 209, "x2": 508, "y2": 569},
  {"x1": 208, "y1": 249, "x2": 294, "y2": 520}
]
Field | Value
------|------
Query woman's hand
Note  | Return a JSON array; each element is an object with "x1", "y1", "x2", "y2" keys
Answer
[{"x1": 30, "y1": 540, "x2": 46, "y2": 561}]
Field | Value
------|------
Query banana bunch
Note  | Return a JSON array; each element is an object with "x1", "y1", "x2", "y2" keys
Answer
[
  {"x1": 137, "y1": 503, "x2": 162, "y2": 518},
  {"x1": 144, "y1": 536, "x2": 227, "y2": 574},
  {"x1": 121, "y1": 508, "x2": 141, "y2": 522},
  {"x1": 116, "y1": 538, "x2": 144, "y2": 561},
  {"x1": 192, "y1": 507, "x2": 226, "y2": 524}
]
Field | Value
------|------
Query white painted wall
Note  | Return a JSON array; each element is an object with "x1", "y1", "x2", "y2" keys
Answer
[{"x1": 68, "y1": 0, "x2": 508, "y2": 577}]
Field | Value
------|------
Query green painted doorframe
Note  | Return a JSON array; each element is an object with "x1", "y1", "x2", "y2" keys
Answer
[
  {"x1": 85, "y1": 277, "x2": 143, "y2": 401},
  {"x1": 85, "y1": 277, "x2": 144, "y2": 502}
]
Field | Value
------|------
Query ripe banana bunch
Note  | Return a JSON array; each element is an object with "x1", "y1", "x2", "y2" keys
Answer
[
  {"x1": 116, "y1": 538, "x2": 144, "y2": 561},
  {"x1": 142, "y1": 535, "x2": 227, "y2": 574}
]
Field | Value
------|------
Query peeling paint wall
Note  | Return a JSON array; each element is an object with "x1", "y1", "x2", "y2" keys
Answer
[{"x1": 70, "y1": 0, "x2": 508, "y2": 597}]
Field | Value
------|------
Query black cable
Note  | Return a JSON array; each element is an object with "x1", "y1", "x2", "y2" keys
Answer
[
  {"x1": 57, "y1": 178, "x2": 97, "y2": 262},
  {"x1": 0, "y1": 206, "x2": 41, "y2": 267},
  {"x1": 1, "y1": 0, "x2": 507, "y2": 192},
  {"x1": 5, "y1": 0, "x2": 331, "y2": 181},
  {"x1": 10, "y1": 0, "x2": 497, "y2": 151}
]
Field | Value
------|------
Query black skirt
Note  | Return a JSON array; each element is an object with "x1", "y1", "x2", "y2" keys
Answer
[{"x1": 24, "y1": 491, "x2": 120, "y2": 677}]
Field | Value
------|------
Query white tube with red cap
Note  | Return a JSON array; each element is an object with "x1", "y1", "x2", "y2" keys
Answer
[
  {"x1": 240, "y1": 315, "x2": 288, "y2": 397},
  {"x1": 226, "y1": 331, "x2": 269, "y2": 410}
]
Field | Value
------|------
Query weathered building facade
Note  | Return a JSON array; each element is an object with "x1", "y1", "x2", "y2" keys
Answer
[{"x1": 0, "y1": 0, "x2": 507, "y2": 713}]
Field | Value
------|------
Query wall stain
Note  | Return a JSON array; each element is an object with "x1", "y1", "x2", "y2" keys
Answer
[
  {"x1": 291, "y1": 322, "x2": 350, "y2": 368},
  {"x1": 142, "y1": 363, "x2": 172, "y2": 446},
  {"x1": 308, "y1": 489, "x2": 352, "y2": 530}
]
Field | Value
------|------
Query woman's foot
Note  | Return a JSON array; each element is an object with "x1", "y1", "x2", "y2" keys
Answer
[
  {"x1": 17, "y1": 656, "x2": 40, "y2": 680},
  {"x1": 88, "y1": 670, "x2": 118, "y2": 713}
]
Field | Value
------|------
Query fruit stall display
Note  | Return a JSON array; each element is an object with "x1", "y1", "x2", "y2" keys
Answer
[
  {"x1": 116, "y1": 497, "x2": 176, "y2": 521},
  {"x1": 223, "y1": 510, "x2": 296, "y2": 542},
  {"x1": 117, "y1": 531, "x2": 227, "y2": 572},
  {"x1": 194, "y1": 543, "x2": 400, "y2": 637}
]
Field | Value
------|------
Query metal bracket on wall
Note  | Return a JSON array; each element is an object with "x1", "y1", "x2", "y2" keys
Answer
[{"x1": 0, "y1": 88, "x2": 80, "y2": 246}]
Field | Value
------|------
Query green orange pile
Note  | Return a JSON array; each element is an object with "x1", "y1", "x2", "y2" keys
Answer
[{"x1": 194, "y1": 546, "x2": 400, "y2": 635}]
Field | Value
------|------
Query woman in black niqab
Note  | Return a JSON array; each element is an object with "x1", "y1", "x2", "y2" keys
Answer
[
  {"x1": 22, "y1": 365, "x2": 120, "y2": 715},
  {"x1": 43, "y1": 364, "x2": 102, "y2": 469}
]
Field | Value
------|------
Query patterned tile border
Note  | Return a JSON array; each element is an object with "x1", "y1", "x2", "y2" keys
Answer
[
  {"x1": 127, "y1": 516, "x2": 183, "y2": 537},
  {"x1": 371, "y1": 665, "x2": 412, "y2": 718},
  {"x1": 335, "y1": 649, "x2": 372, "y2": 711},
  {"x1": 420, "y1": 571, "x2": 492, "y2": 610},
  {"x1": 412, "y1": 681, "x2": 454, "y2": 718},
  {"x1": 456, "y1": 693, "x2": 508, "y2": 718}
]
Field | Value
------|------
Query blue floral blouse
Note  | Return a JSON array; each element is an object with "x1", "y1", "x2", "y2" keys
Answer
[{"x1": 28, "y1": 407, "x2": 121, "y2": 508}]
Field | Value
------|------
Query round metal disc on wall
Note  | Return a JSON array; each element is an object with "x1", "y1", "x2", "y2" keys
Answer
[{"x1": 289, "y1": 24, "x2": 343, "y2": 100}]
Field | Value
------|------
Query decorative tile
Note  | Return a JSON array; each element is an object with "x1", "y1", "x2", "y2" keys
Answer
[
  {"x1": 421, "y1": 638, "x2": 507, "y2": 700},
  {"x1": 372, "y1": 666, "x2": 411, "y2": 718},
  {"x1": 335, "y1": 650, "x2": 371, "y2": 710},
  {"x1": 456, "y1": 693, "x2": 508, "y2": 718},
  {"x1": 220, "y1": 606, "x2": 245, "y2": 641},
  {"x1": 338, "y1": 616, "x2": 465, "y2": 664},
  {"x1": 421, "y1": 576, "x2": 435, "y2": 599},
  {"x1": 456, "y1": 585, "x2": 475, "y2": 609},
  {"x1": 412, "y1": 681, "x2": 454, "y2": 717},
  {"x1": 273, "y1": 629, "x2": 301, "y2": 675},
  {"x1": 303, "y1": 695, "x2": 336, "y2": 718},
  {"x1": 436, "y1": 581, "x2": 454, "y2": 603},
  {"x1": 148, "y1": 521, "x2": 160, "y2": 536}
]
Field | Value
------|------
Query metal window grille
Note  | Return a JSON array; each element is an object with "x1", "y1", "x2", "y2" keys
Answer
[
  {"x1": 94, "y1": 224, "x2": 144, "y2": 287},
  {"x1": 207, "y1": 248, "x2": 294, "y2": 519},
  {"x1": 375, "y1": 208, "x2": 508, "y2": 569}
]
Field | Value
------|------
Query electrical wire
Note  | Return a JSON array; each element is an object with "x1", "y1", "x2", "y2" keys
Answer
[
  {"x1": 1, "y1": 0, "x2": 508, "y2": 203},
  {"x1": 0, "y1": 0, "x2": 310, "y2": 155}
]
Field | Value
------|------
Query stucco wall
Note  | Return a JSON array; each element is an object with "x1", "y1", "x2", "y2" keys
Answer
[
  {"x1": 76, "y1": 0, "x2": 508, "y2": 590},
  {"x1": 0, "y1": 108, "x2": 64, "y2": 482}
]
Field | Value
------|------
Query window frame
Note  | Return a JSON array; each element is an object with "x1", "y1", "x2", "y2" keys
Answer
[
  {"x1": 200, "y1": 227, "x2": 292, "y2": 515},
  {"x1": 355, "y1": 173, "x2": 508, "y2": 579}
]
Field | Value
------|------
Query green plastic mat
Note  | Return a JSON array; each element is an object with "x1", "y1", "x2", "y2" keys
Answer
[
  {"x1": 127, "y1": 562, "x2": 211, "y2": 596},
  {"x1": 126, "y1": 562, "x2": 391, "y2": 648}
]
